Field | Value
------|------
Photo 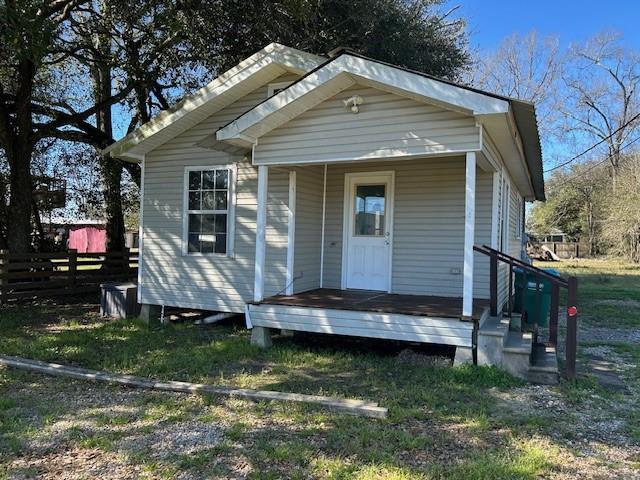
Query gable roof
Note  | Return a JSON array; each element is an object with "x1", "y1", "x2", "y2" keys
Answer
[
  {"x1": 215, "y1": 49, "x2": 544, "y2": 200},
  {"x1": 104, "y1": 43, "x2": 325, "y2": 161}
]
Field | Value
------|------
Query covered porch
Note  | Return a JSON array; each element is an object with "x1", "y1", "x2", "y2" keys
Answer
[{"x1": 252, "y1": 151, "x2": 491, "y2": 320}]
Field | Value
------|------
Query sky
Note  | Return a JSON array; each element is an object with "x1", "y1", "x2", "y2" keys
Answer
[{"x1": 461, "y1": 0, "x2": 640, "y2": 51}]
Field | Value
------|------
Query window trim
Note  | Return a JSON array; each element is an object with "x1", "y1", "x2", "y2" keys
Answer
[
  {"x1": 515, "y1": 195, "x2": 523, "y2": 240},
  {"x1": 267, "y1": 81, "x2": 293, "y2": 97},
  {"x1": 182, "y1": 164, "x2": 236, "y2": 257}
]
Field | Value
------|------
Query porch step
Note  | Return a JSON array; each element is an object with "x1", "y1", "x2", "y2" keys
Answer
[
  {"x1": 527, "y1": 345, "x2": 559, "y2": 385},
  {"x1": 477, "y1": 316, "x2": 509, "y2": 366},
  {"x1": 501, "y1": 331, "x2": 533, "y2": 379},
  {"x1": 477, "y1": 314, "x2": 559, "y2": 383},
  {"x1": 509, "y1": 313, "x2": 523, "y2": 332}
]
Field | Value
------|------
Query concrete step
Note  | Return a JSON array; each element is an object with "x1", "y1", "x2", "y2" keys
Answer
[
  {"x1": 502, "y1": 331, "x2": 533, "y2": 379},
  {"x1": 528, "y1": 345, "x2": 559, "y2": 385},
  {"x1": 509, "y1": 312, "x2": 523, "y2": 332},
  {"x1": 503, "y1": 331, "x2": 533, "y2": 355},
  {"x1": 477, "y1": 316, "x2": 509, "y2": 366}
]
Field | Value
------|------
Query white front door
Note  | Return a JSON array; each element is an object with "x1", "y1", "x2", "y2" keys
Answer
[{"x1": 343, "y1": 172, "x2": 394, "y2": 291}]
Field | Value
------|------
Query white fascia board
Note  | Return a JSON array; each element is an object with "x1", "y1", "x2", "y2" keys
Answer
[
  {"x1": 104, "y1": 43, "x2": 324, "y2": 159},
  {"x1": 216, "y1": 54, "x2": 511, "y2": 143},
  {"x1": 338, "y1": 55, "x2": 509, "y2": 115}
]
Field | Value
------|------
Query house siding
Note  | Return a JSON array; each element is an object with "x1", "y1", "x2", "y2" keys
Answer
[
  {"x1": 495, "y1": 169, "x2": 525, "y2": 310},
  {"x1": 140, "y1": 75, "x2": 518, "y2": 313},
  {"x1": 254, "y1": 85, "x2": 482, "y2": 165},
  {"x1": 292, "y1": 165, "x2": 324, "y2": 293},
  {"x1": 316, "y1": 157, "x2": 493, "y2": 299},
  {"x1": 140, "y1": 74, "x2": 299, "y2": 312}
]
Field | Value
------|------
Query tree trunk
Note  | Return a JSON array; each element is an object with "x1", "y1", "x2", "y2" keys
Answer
[
  {"x1": 7, "y1": 146, "x2": 33, "y2": 253},
  {"x1": 92, "y1": 20, "x2": 125, "y2": 253},
  {"x1": 6, "y1": 59, "x2": 37, "y2": 254}
]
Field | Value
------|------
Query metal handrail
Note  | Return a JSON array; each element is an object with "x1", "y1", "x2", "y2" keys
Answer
[
  {"x1": 474, "y1": 245, "x2": 568, "y2": 286},
  {"x1": 474, "y1": 244, "x2": 579, "y2": 380}
]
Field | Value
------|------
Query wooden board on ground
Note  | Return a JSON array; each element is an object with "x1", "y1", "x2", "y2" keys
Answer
[{"x1": 0, "y1": 355, "x2": 388, "y2": 419}]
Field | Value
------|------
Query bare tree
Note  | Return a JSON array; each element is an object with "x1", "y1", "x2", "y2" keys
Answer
[
  {"x1": 559, "y1": 32, "x2": 640, "y2": 188},
  {"x1": 468, "y1": 31, "x2": 561, "y2": 138},
  {"x1": 602, "y1": 153, "x2": 640, "y2": 262}
]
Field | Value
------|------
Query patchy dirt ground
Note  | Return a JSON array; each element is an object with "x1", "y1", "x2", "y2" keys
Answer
[
  {"x1": 2, "y1": 351, "x2": 640, "y2": 480},
  {"x1": 2, "y1": 258, "x2": 640, "y2": 479}
]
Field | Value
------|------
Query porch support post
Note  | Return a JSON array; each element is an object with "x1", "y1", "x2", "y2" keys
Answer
[
  {"x1": 254, "y1": 165, "x2": 268, "y2": 302},
  {"x1": 286, "y1": 170, "x2": 296, "y2": 295},
  {"x1": 320, "y1": 164, "x2": 327, "y2": 288},
  {"x1": 463, "y1": 152, "x2": 476, "y2": 319}
]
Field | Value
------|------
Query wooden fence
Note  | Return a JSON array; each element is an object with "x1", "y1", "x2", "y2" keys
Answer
[
  {"x1": 0, "y1": 249, "x2": 138, "y2": 303},
  {"x1": 540, "y1": 241, "x2": 581, "y2": 259}
]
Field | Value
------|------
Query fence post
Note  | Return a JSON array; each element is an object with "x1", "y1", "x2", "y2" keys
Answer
[
  {"x1": 566, "y1": 276, "x2": 578, "y2": 380},
  {"x1": 549, "y1": 283, "x2": 559, "y2": 346},
  {"x1": 122, "y1": 247, "x2": 130, "y2": 275},
  {"x1": 68, "y1": 249, "x2": 77, "y2": 289},
  {"x1": 489, "y1": 250, "x2": 498, "y2": 316},
  {"x1": 0, "y1": 250, "x2": 7, "y2": 305}
]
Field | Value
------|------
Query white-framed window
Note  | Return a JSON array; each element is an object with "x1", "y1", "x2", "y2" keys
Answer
[
  {"x1": 183, "y1": 165, "x2": 236, "y2": 256},
  {"x1": 515, "y1": 195, "x2": 523, "y2": 240},
  {"x1": 267, "y1": 81, "x2": 293, "y2": 97},
  {"x1": 499, "y1": 175, "x2": 510, "y2": 252}
]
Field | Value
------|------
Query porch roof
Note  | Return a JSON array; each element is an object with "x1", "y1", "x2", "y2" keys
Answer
[{"x1": 216, "y1": 49, "x2": 544, "y2": 201}]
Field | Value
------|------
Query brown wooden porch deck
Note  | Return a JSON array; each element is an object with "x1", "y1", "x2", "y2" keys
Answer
[{"x1": 258, "y1": 289, "x2": 489, "y2": 321}]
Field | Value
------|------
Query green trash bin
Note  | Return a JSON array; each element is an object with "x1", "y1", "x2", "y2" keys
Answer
[{"x1": 513, "y1": 268, "x2": 559, "y2": 327}]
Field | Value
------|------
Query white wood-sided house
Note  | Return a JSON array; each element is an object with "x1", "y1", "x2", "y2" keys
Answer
[{"x1": 106, "y1": 43, "x2": 549, "y2": 373}]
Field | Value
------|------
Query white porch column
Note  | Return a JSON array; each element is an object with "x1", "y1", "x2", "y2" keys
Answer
[
  {"x1": 285, "y1": 170, "x2": 296, "y2": 295},
  {"x1": 463, "y1": 152, "x2": 476, "y2": 318},
  {"x1": 254, "y1": 165, "x2": 269, "y2": 302}
]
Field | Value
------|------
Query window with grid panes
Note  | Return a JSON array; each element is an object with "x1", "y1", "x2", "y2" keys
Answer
[{"x1": 186, "y1": 168, "x2": 229, "y2": 254}]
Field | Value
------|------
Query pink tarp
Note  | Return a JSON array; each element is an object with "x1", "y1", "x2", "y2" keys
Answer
[{"x1": 68, "y1": 227, "x2": 107, "y2": 253}]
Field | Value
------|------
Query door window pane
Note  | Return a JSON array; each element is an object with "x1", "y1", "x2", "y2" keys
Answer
[{"x1": 354, "y1": 184, "x2": 385, "y2": 236}]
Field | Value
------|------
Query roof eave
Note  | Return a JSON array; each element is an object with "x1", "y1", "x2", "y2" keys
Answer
[
  {"x1": 104, "y1": 43, "x2": 325, "y2": 159},
  {"x1": 216, "y1": 52, "x2": 511, "y2": 142},
  {"x1": 510, "y1": 101, "x2": 545, "y2": 201}
]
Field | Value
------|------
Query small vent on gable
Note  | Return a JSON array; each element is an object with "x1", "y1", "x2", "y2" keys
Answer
[{"x1": 267, "y1": 81, "x2": 293, "y2": 98}]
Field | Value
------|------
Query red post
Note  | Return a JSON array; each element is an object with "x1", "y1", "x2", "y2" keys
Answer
[{"x1": 566, "y1": 276, "x2": 578, "y2": 380}]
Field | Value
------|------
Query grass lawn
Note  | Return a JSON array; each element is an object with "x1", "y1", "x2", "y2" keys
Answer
[
  {"x1": 1, "y1": 258, "x2": 639, "y2": 479},
  {"x1": 539, "y1": 257, "x2": 640, "y2": 330}
]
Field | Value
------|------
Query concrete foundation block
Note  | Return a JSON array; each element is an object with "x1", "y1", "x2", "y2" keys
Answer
[
  {"x1": 280, "y1": 329, "x2": 295, "y2": 337},
  {"x1": 138, "y1": 304, "x2": 161, "y2": 325},
  {"x1": 251, "y1": 326, "x2": 273, "y2": 348},
  {"x1": 453, "y1": 346, "x2": 473, "y2": 366}
]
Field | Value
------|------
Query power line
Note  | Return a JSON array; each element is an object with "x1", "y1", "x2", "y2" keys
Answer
[
  {"x1": 544, "y1": 111, "x2": 640, "y2": 173},
  {"x1": 552, "y1": 134, "x2": 640, "y2": 188}
]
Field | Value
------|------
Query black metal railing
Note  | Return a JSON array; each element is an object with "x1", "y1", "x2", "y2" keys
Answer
[{"x1": 474, "y1": 244, "x2": 579, "y2": 380}]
